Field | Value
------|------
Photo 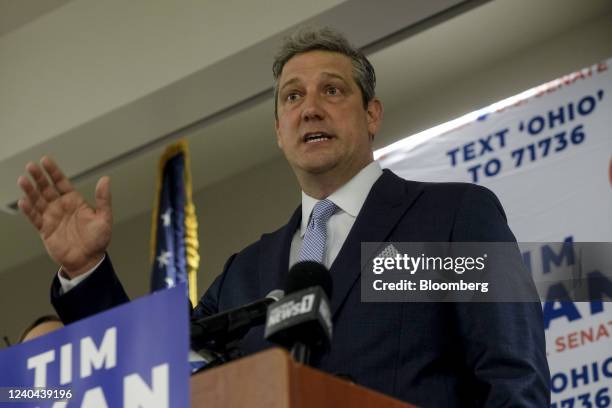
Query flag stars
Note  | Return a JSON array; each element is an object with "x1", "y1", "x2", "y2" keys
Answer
[
  {"x1": 157, "y1": 250, "x2": 173, "y2": 268},
  {"x1": 161, "y1": 208, "x2": 173, "y2": 227}
]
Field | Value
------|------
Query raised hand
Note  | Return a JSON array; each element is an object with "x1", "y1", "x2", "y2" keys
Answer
[{"x1": 17, "y1": 156, "x2": 113, "y2": 279}]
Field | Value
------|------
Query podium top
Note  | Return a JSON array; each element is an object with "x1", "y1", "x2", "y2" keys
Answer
[{"x1": 191, "y1": 348, "x2": 415, "y2": 408}]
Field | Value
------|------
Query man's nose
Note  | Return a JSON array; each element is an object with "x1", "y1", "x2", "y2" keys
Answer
[{"x1": 301, "y1": 94, "x2": 325, "y2": 122}]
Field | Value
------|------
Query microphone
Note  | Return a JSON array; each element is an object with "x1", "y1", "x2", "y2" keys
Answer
[
  {"x1": 190, "y1": 289, "x2": 284, "y2": 353},
  {"x1": 264, "y1": 261, "x2": 333, "y2": 364}
]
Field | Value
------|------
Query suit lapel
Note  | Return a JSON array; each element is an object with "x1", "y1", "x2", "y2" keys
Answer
[
  {"x1": 258, "y1": 206, "x2": 301, "y2": 296},
  {"x1": 329, "y1": 170, "x2": 424, "y2": 317},
  {"x1": 256, "y1": 170, "x2": 424, "y2": 316}
]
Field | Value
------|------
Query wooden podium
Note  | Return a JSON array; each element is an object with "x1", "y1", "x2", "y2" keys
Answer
[{"x1": 191, "y1": 348, "x2": 415, "y2": 407}]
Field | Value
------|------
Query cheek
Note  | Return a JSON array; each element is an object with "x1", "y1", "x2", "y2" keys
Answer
[
  {"x1": 344, "y1": 112, "x2": 370, "y2": 141},
  {"x1": 278, "y1": 114, "x2": 300, "y2": 138},
  {"x1": 276, "y1": 124, "x2": 295, "y2": 151}
]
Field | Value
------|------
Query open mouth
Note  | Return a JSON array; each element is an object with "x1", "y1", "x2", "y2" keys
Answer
[{"x1": 303, "y1": 132, "x2": 333, "y2": 143}]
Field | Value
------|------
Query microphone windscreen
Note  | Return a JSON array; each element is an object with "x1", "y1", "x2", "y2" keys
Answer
[{"x1": 286, "y1": 261, "x2": 333, "y2": 299}]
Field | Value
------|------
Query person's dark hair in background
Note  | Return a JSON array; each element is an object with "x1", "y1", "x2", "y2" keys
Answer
[{"x1": 18, "y1": 314, "x2": 63, "y2": 343}]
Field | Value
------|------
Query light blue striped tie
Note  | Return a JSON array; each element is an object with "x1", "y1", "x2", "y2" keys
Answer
[{"x1": 299, "y1": 199, "x2": 338, "y2": 264}]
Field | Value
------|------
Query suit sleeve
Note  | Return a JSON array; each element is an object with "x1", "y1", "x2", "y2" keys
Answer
[
  {"x1": 51, "y1": 255, "x2": 129, "y2": 324},
  {"x1": 450, "y1": 184, "x2": 551, "y2": 407},
  {"x1": 192, "y1": 253, "x2": 237, "y2": 319}
]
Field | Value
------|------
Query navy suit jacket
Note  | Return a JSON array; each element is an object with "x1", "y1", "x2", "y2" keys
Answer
[{"x1": 52, "y1": 170, "x2": 550, "y2": 407}]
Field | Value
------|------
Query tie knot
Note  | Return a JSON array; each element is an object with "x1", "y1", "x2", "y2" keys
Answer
[{"x1": 311, "y1": 199, "x2": 338, "y2": 222}]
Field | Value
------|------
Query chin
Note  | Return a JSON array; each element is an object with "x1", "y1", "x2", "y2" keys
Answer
[{"x1": 298, "y1": 160, "x2": 338, "y2": 175}]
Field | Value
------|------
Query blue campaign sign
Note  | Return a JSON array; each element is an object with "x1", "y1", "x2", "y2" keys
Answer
[{"x1": 0, "y1": 285, "x2": 189, "y2": 407}]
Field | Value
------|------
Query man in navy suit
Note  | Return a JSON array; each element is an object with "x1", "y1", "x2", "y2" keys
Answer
[{"x1": 18, "y1": 27, "x2": 550, "y2": 406}]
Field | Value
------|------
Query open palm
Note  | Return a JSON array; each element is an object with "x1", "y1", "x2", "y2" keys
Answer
[{"x1": 17, "y1": 157, "x2": 112, "y2": 278}]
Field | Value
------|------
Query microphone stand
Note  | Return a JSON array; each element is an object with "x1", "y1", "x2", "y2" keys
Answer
[{"x1": 291, "y1": 341, "x2": 311, "y2": 364}]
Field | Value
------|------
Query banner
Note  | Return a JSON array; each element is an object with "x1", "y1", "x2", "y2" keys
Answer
[
  {"x1": 0, "y1": 285, "x2": 189, "y2": 407},
  {"x1": 378, "y1": 59, "x2": 612, "y2": 407}
]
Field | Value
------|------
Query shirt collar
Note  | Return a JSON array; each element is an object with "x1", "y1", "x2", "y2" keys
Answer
[{"x1": 300, "y1": 161, "x2": 383, "y2": 236}]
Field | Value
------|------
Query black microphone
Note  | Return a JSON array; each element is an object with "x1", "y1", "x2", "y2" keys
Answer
[
  {"x1": 264, "y1": 261, "x2": 333, "y2": 364},
  {"x1": 190, "y1": 289, "x2": 284, "y2": 353}
]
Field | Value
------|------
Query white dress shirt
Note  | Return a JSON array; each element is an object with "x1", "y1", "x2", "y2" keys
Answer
[
  {"x1": 289, "y1": 161, "x2": 383, "y2": 269},
  {"x1": 59, "y1": 161, "x2": 383, "y2": 293},
  {"x1": 57, "y1": 255, "x2": 104, "y2": 294}
]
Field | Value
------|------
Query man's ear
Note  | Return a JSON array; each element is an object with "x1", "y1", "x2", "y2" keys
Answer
[{"x1": 366, "y1": 98, "x2": 383, "y2": 139}]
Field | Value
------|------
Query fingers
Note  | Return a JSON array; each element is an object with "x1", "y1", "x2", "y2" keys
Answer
[
  {"x1": 19, "y1": 156, "x2": 73, "y2": 211},
  {"x1": 16, "y1": 186, "x2": 43, "y2": 230},
  {"x1": 17, "y1": 156, "x2": 73, "y2": 228},
  {"x1": 26, "y1": 161, "x2": 59, "y2": 203},
  {"x1": 17, "y1": 157, "x2": 111, "y2": 229},
  {"x1": 17, "y1": 171, "x2": 47, "y2": 214},
  {"x1": 95, "y1": 176, "x2": 112, "y2": 222},
  {"x1": 41, "y1": 156, "x2": 74, "y2": 195}
]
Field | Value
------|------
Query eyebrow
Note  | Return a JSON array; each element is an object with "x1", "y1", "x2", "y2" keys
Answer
[
  {"x1": 320, "y1": 72, "x2": 349, "y2": 84},
  {"x1": 279, "y1": 72, "x2": 350, "y2": 94},
  {"x1": 279, "y1": 77, "x2": 301, "y2": 94}
]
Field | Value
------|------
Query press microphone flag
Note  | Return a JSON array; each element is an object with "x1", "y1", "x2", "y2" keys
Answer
[{"x1": 264, "y1": 286, "x2": 332, "y2": 347}]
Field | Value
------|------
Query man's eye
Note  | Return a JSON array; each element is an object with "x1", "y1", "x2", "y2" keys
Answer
[
  {"x1": 286, "y1": 93, "x2": 301, "y2": 102},
  {"x1": 326, "y1": 86, "x2": 339, "y2": 95}
]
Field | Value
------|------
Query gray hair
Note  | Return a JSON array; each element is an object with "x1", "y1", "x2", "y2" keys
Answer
[{"x1": 272, "y1": 27, "x2": 376, "y2": 119}]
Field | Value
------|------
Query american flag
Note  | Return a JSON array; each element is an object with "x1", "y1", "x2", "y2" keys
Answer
[{"x1": 150, "y1": 139, "x2": 199, "y2": 307}]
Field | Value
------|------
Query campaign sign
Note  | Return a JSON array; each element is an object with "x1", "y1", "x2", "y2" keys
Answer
[
  {"x1": 0, "y1": 285, "x2": 189, "y2": 407},
  {"x1": 379, "y1": 59, "x2": 612, "y2": 407}
]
